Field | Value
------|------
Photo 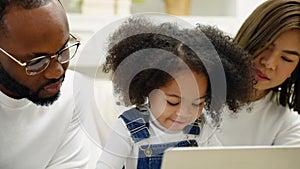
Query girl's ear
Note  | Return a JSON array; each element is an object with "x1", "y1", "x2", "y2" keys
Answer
[{"x1": 145, "y1": 97, "x2": 150, "y2": 107}]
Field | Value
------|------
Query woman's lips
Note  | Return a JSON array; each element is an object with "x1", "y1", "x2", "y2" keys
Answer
[{"x1": 255, "y1": 69, "x2": 270, "y2": 81}]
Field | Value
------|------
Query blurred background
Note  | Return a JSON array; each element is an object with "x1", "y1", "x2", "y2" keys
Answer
[{"x1": 62, "y1": 0, "x2": 267, "y2": 75}]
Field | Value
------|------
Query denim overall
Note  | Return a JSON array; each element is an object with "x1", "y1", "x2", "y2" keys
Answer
[{"x1": 120, "y1": 107, "x2": 201, "y2": 169}]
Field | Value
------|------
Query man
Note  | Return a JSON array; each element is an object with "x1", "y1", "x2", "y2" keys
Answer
[{"x1": 0, "y1": 0, "x2": 96, "y2": 168}]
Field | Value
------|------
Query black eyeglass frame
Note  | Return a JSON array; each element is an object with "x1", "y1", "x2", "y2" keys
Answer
[{"x1": 0, "y1": 33, "x2": 80, "y2": 76}]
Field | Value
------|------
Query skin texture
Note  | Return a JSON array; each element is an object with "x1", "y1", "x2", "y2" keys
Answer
[
  {"x1": 149, "y1": 70, "x2": 208, "y2": 131},
  {"x1": 253, "y1": 29, "x2": 300, "y2": 100},
  {"x1": 0, "y1": 0, "x2": 69, "y2": 105}
]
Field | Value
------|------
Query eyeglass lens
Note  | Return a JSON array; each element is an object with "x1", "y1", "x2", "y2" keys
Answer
[{"x1": 26, "y1": 42, "x2": 79, "y2": 75}]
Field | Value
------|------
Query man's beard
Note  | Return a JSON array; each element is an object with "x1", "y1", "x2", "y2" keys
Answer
[{"x1": 0, "y1": 63, "x2": 64, "y2": 106}]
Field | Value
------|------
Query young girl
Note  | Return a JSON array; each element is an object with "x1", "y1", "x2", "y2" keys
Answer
[
  {"x1": 96, "y1": 17, "x2": 254, "y2": 169},
  {"x1": 216, "y1": 0, "x2": 300, "y2": 146}
]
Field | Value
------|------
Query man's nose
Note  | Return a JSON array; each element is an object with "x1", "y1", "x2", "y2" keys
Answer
[{"x1": 43, "y1": 59, "x2": 65, "y2": 79}]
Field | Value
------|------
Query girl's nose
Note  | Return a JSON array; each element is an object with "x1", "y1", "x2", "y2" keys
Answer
[{"x1": 176, "y1": 105, "x2": 195, "y2": 117}]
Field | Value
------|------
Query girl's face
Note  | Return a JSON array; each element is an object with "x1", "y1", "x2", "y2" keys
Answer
[
  {"x1": 253, "y1": 29, "x2": 300, "y2": 94},
  {"x1": 149, "y1": 70, "x2": 208, "y2": 131}
]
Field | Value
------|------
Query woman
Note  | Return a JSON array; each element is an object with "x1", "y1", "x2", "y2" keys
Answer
[{"x1": 216, "y1": 0, "x2": 300, "y2": 145}]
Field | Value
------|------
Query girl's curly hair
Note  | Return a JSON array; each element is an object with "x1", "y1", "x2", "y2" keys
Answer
[{"x1": 102, "y1": 17, "x2": 255, "y2": 125}]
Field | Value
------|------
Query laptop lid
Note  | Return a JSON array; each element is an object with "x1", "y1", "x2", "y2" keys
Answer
[{"x1": 161, "y1": 146, "x2": 300, "y2": 169}]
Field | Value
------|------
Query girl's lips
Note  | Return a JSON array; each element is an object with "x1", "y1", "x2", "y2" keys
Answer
[
  {"x1": 43, "y1": 80, "x2": 62, "y2": 94},
  {"x1": 171, "y1": 120, "x2": 185, "y2": 125},
  {"x1": 255, "y1": 69, "x2": 270, "y2": 81},
  {"x1": 170, "y1": 118, "x2": 189, "y2": 125}
]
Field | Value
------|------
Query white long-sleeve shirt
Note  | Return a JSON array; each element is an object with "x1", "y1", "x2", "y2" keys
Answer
[
  {"x1": 216, "y1": 91, "x2": 300, "y2": 146},
  {"x1": 0, "y1": 70, "x2": 96, "y2": 169}
]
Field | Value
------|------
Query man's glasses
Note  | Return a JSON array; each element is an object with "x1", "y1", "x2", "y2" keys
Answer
[{"x1": 0, "y1": 33, "x2": 80, "y2": 76}]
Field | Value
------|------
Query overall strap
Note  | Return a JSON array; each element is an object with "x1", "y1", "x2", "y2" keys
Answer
[
  {"x1": 183, "y1": 117, "x2": 202, "y2": 135},
  {"x1": 119, "y1": 107, "x2": 151, "y2": 143}
]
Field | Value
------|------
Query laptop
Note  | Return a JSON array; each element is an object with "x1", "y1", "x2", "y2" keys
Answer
[{"x1": 161, "y1": 146, "x2": 300, "y2": 169}]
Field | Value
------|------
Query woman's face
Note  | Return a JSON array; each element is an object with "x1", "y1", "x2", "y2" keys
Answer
[
  {"x1": 253, "y1": 29, "x2": 300, "y2": 93},
  {"x1": 149, "y1": 70, "x2": 208, "y2": 131}
]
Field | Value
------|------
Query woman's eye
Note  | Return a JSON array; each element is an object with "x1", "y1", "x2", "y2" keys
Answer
[
  {"x1": 167, "y1": 101, "x2": 179, "y2": 106},
  {"x1": 281, "y1": 56, "x2": 293, "y2": 62}
]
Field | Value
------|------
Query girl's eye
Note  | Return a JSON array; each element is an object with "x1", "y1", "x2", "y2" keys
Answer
[
  {"x1": 167, "y1": 101, "x2": 179, "y2": 106},
  {"x1": 281, "y1": 56, "x2": 293, "y2": 62},
  {"x1": 192, "y1": 102, "x2": 204, "y2": 107}
]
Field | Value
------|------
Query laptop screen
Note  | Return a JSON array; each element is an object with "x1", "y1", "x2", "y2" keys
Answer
[{"x1": 161, "y1": 146, "x2": 300, "y2": 169}]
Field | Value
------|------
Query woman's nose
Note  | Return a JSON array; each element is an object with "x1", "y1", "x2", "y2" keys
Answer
[{"x1": 260, "y1": 54, "x2": 277, "y2": 70}]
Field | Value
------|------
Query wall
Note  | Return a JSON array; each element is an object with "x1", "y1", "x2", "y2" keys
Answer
[{"x1": 131, "y1": 0, "x2": 236, "y2": 16}]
